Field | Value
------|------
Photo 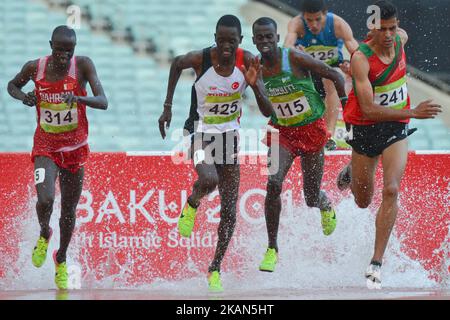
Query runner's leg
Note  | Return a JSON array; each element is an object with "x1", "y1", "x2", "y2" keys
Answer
[
  {"x1": 55, "y1": 166, "x2": 84, "y2": 264},
  {"x1": 372, "y1": 139, "x2": 408, "y2": 263},
  {"x1": 350, "y1": 150, "x2": 380, "y2": 209},
  {"x1": 208, "y1": 164, "x2": 240, "y2": 272},
  {"x1": 34, "y1": 156, "x2": 59, "y2": 240},
  {"x1": 264, "y1": 146, "x2": 295, "y2": 251}
]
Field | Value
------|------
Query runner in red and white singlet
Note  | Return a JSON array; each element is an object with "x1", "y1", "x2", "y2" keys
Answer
[
  {"x1": 7, "y1": 26, "x2": 108, "y2": 290},
  {"x1": 32, "y1": 54, "x2": 89, "y2": 169}
]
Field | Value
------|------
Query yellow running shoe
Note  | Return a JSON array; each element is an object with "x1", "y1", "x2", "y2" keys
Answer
[
  {"x1": 259, "y1": 248, "x2": 278, "y2": 272},
  {"x1": 320, "y1": 208, "x2": 337, "y2": 236},
  {"x1": 178, "y1": 202, "x2": 197, "y2": 238},
  {"x1": 207, "y1": 271, "x2": 223, "y2": 292},
  {"x1": 53, "y1": 251, "x2": 68, "y2": 290},
  {"x1": 31, "y1": 228, "x2": 52, "y2": 268}
]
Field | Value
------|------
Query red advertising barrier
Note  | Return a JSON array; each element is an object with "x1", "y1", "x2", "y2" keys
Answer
[{"x1": 0, "y1": 152, "x2": 449, "y2": 286}]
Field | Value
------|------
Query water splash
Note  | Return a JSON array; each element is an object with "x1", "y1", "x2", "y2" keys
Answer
[{"x1": 1, "y1": 195, "x2": 440, "y2": 291}]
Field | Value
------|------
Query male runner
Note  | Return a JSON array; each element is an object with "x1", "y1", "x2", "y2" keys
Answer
[
  {"x1": 284, "y1": 0, "x2": 358, "y2": 150},
  {"x1": 8, "y1": 26, "x2": 108, "y2": 290},
  {"x1": 336, "y1": 1, "x2": 441, "y2": 289},
  {"x1": 252, "y1": 17, "x2": 347, "y2": 272},
  {"x1": 158, "y1": 15, "x2": 273, "y2": 292}
]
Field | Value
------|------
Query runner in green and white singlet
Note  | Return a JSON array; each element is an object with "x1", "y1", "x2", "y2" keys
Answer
[{"x1": 252, "y1": 17, "x2": 347, "y2": 273}]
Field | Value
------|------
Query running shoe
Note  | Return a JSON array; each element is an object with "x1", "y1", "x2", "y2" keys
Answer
[
  {"x1": 325, "y1": 138, "x2": 337, "y2": 151},
  {"x1": 31, "y1": 228, "x2": 52, "y2": 268},
  {"x1": 320, "y1": 208, "x2": 337, "y2": 236},
  {"x1": 207, "y1": 271, "x2": 223, "y2": 292},
  {"x1": 259, "y1": 248, "x2": 278, "y2": 272},
  {"x1": 53, "y1": 250, "x2": 68, "y2": 290},
  {"x1": 178, "y1": 202, "x2": 197, "y2": 238},
  {"x1": 365, "y1": 262, "x2": 382, "y2": 290},
  {"x1": 337, "y1": 164, "x2": 352, "y2": 191}
]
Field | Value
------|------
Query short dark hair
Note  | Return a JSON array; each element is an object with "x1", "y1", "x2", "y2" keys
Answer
[
  {"x1": 252, "y1": 17, "x2": 277, "y2": 33},
  {"x1": 301, "y1": 0, "x2": 326, "y2": 13},
  {"x1": 373, "y1": 0, "x2": 398, "y2": 20},
  {"x1": 216, "y1": 15, "x2": 242, "y2": 35},
  {"x1": 51, "y1": 25, "x2": 76, "y2": 41}
]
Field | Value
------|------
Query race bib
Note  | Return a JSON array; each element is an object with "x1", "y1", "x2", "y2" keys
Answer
[
  {"x1": 203, "y1": 92, "x2": 242, "y2": 125},
  {"x1": 374, "y1": 77, "x2": 408, "y2": 110},
  {"x1": 333, "y1": 119, "x2": 350, "y2": 149},
  {"x1": 34, "y1": 168, "x2": 45, "y2": 185},
  {"x1": 305, "y1": 45, "x2": 339, "y2": 65},
  {"x1": 270, "y1": 91, "x2": 313, "y2": 126},
  {"x1": 39, "y1": 101, "x2": 78, "y2": 133}
]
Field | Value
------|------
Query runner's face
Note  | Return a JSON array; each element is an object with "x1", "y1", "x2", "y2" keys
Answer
[
  {"x1": 340, "y1": 61, "x2": 350, "y2": 75},
  {"x1": 50, "y1": 36, "x2": 76, "y2": 68},
  {"x1": 215, "y1": 26, "x2": 242, "y2": 60},
  {"x1": 372, "y1": 17, "x2": 398, "y2": 48},
  {"x1": 303, "y1": 11, "x2": 326, "y2": 34},
  {"x1": 252, "y1": 24, "x2": 279, "y2": 57}
]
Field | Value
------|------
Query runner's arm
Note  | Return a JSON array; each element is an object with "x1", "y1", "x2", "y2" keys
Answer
[
  {"x1": 334, "y1": 16, "x2": 359, "y2": 54},
  {"x1": 352, "y1": 52, "x2": 440, "y2": 121},
  {"x1": 284, "y1": 16, "x2": 304, "y2": 48},
  {"x1": 159, "y1": 50, "x2": 203, "y2": 138},
  {"x1": 7, "y1": 60, "x2": 38, "y2": 106},
  {"x1": 292, "y1": 50, "x2": 347, "y2": 100},
  {"x1": 74, "y1": 57, "x2": 108, "y2": 110},
  {"x1": 164, "y1": 50, "x2": 202, "y2": 107},
  {"x1": 243, "y1": 51, "x2": 274, "y2": 117}
]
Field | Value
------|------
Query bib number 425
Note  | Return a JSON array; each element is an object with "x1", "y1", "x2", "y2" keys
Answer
[{"x1": 209, "y1": 101, "x2": 239, "y2": 115}]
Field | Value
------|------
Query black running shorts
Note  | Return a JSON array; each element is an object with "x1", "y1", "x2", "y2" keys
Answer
[
  {"x1": 189, "y1": 130, "x2": 239, "y2": 165},
  {"x1": 346, "y1": 121, "x2": 412, "y2": 158}
]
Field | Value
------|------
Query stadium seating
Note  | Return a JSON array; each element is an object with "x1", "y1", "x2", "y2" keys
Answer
[{"x1": 0, "y1": 0, "x2": 448, "y2": 152}]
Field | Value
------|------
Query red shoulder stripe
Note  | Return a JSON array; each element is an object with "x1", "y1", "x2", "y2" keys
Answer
[{"x1": 235, "y1": 48, "x2": 245, "y2": 72}]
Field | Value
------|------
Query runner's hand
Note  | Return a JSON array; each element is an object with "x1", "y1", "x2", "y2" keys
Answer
[
  {"x1": 242, "y1": 56, "x2": 262, "y2": 87},
  {"x1": 158, "y1": 107, "x2": 172, "y2": 139},
  {"x1": 22, "y1": 92, "x2": 37, "y2": 107},
  {"x1": 412, "y1": 99, "x2": 442, "y2": 119},
  {"x1": 62, "y1": 93, "x2": 79, "y2": 108}
]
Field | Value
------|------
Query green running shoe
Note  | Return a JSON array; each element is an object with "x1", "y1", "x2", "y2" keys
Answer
[
  {"x1": 53, "y1": 250, "x2": 68, "y2": 290},
  {"x1": 178, "y1": 202, "x2": 197, "y2": 238},
  {"x1": 320, "y1": 208, "x2": 337, "y2": 236},
  {"x1": 259, "y1": 248, "x2": 278, "y2": 272},
  {"x1": 31, "y1": 228, "x2": 52, "y2": 268},
  {"x1": 207, "y1": 271, "x2": 223, "y2": 292}
]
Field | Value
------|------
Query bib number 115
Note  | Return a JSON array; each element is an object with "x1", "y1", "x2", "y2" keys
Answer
[{"x1": 276, "y1": 99, "x2": 305, "y2": 117}]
